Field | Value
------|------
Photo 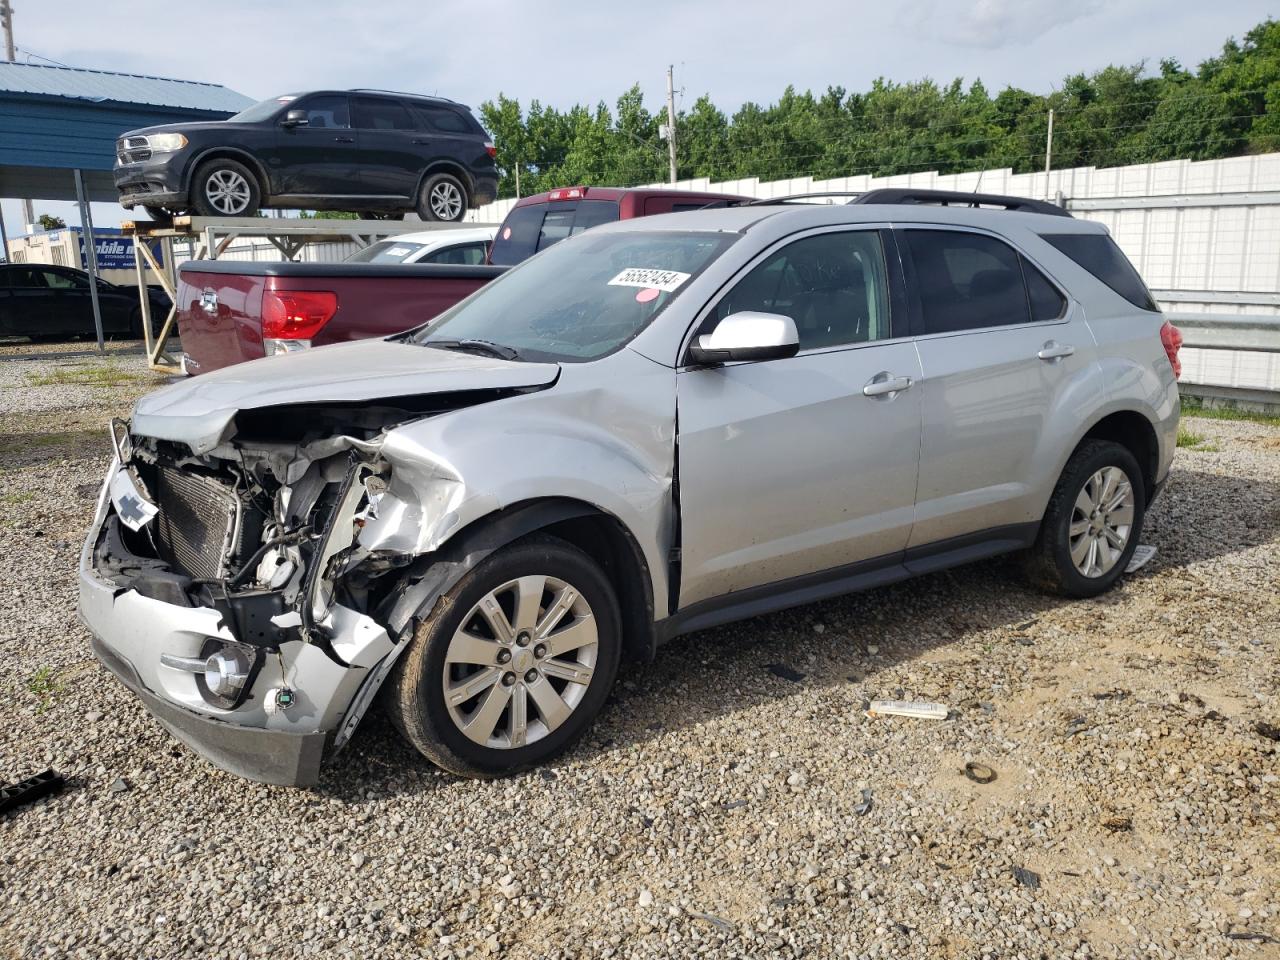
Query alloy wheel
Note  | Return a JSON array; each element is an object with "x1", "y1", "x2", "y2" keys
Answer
[
  {"x1": 1069, "y1": 466, "x2": 1135, "y2": 577},
  {"x1": 429, "y1": 180, "x2": 463, "y2": 220},
  {"x1": 205, "y1": 169, "x2": 252, "y2": 216},
  {"x1": 442, "y1": 575, "x2": 598, "y2": 748}
]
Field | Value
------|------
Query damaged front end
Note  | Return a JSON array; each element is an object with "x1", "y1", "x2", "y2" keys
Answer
[{"x1": 79, "y1": 393, "x2": 511, "y2": 786}]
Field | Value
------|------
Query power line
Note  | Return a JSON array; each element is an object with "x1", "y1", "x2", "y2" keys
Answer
[{"x1": 16, "y1": 46, "x2": 70, "y2": 67}]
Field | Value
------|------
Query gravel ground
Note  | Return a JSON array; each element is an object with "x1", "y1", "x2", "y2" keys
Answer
[{"x1": 1, "y1": 354, "x2": 1277, "y2": 960}]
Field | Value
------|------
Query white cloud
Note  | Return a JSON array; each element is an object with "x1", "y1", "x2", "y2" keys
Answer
[{"x1": 897, "y1": 0, "x2": 1105, "y2": 49}]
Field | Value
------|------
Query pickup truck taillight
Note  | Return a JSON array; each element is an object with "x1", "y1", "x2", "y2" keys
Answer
[
  {"x1": 262, "y1": 290, "x2": 338, "y2": 355},
  {"x1": 1160, "y1": 320, "x2": 1183, "y2": 380}
]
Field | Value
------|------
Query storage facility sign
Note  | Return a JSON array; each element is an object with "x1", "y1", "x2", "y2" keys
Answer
[{"x1": 77, "y1": 234, "x2": 141, "y2": 270}]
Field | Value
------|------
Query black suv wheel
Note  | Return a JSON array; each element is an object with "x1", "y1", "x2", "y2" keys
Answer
[
  {"x1": 417, "y1": 172, "x2": 468, "y2": 222},
  {"x1": 190, "y1": 158, "x2": 261, "y2": 218}
]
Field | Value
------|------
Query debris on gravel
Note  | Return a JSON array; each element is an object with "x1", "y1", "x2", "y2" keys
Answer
[{"x1": 1, "y1": 360, "x2": 1277, "y2": 959}]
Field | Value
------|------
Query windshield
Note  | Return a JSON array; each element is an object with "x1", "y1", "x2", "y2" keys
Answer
[
  {"x1": 345, "y1": 240, "x2": 428, "y2": 264},
  {"x1": 229, "y1": 95, "x2": 297, "y2": 123},
  {"x1": 411, "y1": 229, "x2": 737, "y2": 361}
]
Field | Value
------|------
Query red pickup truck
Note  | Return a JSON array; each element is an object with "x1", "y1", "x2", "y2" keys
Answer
[{"x1": 174, "y1": 186, "x2": 746, "y2": 373}]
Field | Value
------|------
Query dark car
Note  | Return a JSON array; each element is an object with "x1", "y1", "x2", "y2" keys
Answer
[
  {"x1": 114, "y1": 90, "x2": 499, "y2": 224},
  {"x1": 0, "y1": 264, "x2": 170, "y2": 341}
]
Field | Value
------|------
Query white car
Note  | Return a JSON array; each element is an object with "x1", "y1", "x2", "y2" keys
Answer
[{"x1": 344, "y1": 227, "x2": 496, "y2": 265}]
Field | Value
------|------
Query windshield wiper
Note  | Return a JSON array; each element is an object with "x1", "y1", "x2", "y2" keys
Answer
[{"x1": 422, "y1": 338, "x2": 521, "y2": 361}]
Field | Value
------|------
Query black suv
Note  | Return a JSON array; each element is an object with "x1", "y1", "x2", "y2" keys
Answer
[{"x1": 114, "y1": 90, "x2": 498, "y2": 223}]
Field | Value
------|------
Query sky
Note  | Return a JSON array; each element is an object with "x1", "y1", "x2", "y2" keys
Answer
[{"x1": 2, "y1": 0, "x2": 1274, "y2": 234}]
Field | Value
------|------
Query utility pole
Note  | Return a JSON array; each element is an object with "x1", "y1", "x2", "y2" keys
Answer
[
  {"x1": 1, "y1": 1, "x2": 34, "y2": 231},
  {"x1": 1, "y1": 0, "x2": 15, "y2": 60},
  {"x1": 1043, "y1": 108, "x2": 1055, "y2": 200},
  {"x1": 665, "y1": 65, "x2": 677, "y2": 185}
]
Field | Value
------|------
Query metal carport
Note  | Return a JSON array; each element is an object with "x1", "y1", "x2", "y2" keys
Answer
[{"x1": 0, "y1": 61, "x2": 251, "y2": 345}]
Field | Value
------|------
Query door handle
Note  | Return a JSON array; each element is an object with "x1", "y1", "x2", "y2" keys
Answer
[
  {"x1": 412, "y1": 139, "x2": 430, "y2": 145},
  {"x1": 333, "y1": 136, "x2": 355, "y2": 143},
  {"x1": 1037, "y1": 341, "x2": 1075, "y2": 361},
  {"x1": 862, "y1": 373, "x2": 913, "y2": 397}
]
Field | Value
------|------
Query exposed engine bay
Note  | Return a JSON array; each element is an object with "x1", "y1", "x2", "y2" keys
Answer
[{"x1": 90, "y1": 389, "x2": 532, "y2": 744}]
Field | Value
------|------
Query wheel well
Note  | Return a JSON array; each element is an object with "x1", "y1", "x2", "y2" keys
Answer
[
  {"x1": 538, "y1": 512, "x2": 657, "y2": 664},
  {"x1": 418, "y1": 161, "x2": 473, "y2": 200},
  {"x1": 188, "y1": 149, "x2": 270, "y2": 199},
  {"x1": 1080, "y1": 411, "x2": 1159, "y2": 501}
]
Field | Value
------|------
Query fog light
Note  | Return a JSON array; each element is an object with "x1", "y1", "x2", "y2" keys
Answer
[
  {"x1": 264, "y1": 338, "x2": 311, "y2": 356},
  {"x1": 204, "y1": 648, "x2": 250, "y2": 699}
]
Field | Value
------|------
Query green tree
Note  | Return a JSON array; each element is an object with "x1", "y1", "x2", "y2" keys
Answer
[{"x1": 476, "y1": 17, "x2": 1280, "y2": 200}]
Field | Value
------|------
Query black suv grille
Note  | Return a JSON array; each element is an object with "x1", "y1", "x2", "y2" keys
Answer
[
  {"x1": 116, "y1": 136, "x2": 152, "y2": 164},
  {"x1": 151, "y1": 467, "x2": 258, "y2": 580}
]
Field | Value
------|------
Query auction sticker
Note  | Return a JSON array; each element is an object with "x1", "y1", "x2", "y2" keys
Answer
[{"x1": 608, "y1": 267, "x2": 690, "y2": 292}]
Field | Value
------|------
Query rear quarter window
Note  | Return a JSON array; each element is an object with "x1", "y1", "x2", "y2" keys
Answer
[
  {"x1": 411, "y1": 105, "x2": 478, "y2": 134},
  {"x1": 1041, "y1": 233, "x2": 1158, "y2": 312}
]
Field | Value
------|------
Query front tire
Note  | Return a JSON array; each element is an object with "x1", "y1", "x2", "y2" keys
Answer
[
  {"x1": 1023, "y1": 439, "x2": 1146, "y2": 598},
  {"x1": 416, "y1": 172, "x2": 468, "y2": 222},
  {"x1": 384, "y1": 535, "x2": 622, "y2": 777},
  {"x1": 189, "y1": 158, "x2": 261, "y2": 218}
]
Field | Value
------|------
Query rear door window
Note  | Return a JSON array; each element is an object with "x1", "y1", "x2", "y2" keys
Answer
[
  {"x1": 352, "y1": 97, "x2": 414, "y2": 130},
  {"x1": 40, "y1": 269, "x2": 88, "y2": 290},
  {"x1": 424, "y1": 242, "x2": 489, "y2": 265},
  {"x1": 904, "y1": 230, "x2": 1032, "y2": 334},
  {"x1": 1041, "y1": 233, "x2": 1158, "y2": 311}
]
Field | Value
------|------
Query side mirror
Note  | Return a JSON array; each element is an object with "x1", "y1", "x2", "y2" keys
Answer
[
  {"x1": 282, "y1": 109, "x2": 309, "y2": 128},
  {"x1": 687, "y1": 311, "x2": 800, "y2": 365}
]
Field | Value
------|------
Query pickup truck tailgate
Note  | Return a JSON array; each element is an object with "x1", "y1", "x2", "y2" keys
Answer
[{"x1": 176, "y1": 261, "x2": 506, "y2": 374}]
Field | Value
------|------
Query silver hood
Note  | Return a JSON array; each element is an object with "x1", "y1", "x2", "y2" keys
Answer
[{"x1": 132, "y1": 339, "x2": 559, "y2": 453}]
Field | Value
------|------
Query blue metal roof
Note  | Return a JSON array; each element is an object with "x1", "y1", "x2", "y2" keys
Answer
[{"x1": 0, "y1": 61, "x2": 253, "y2": 113}]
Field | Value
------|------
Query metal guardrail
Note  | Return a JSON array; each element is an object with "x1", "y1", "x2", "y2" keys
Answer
[{"x1": 1167, "y1": 311, "x2": 1280, "y2": 354}]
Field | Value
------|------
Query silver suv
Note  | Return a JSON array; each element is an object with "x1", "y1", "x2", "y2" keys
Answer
[{"x1": 79, "y1": 189, "x2": 1182, "y2": 786}]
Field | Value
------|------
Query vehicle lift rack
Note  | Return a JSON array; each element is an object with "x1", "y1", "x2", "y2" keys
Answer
[{"x1": 123, "y1": 215, "x2": 495, "y2": 374}]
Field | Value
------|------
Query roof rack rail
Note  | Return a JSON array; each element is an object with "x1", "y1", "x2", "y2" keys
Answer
[
  {"x1": 851, "y1": 188, "x2": 1071, "y2": 218},
  {"x1": 744, "y1": 191, "x2": 865, "y2": 206},
  {"x1": 351, "y1": 88, "x2": 459, "y2": 104}
]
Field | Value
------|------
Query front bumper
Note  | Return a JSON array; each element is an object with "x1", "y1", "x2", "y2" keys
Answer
[
  {"x1": 90, "y1": 633, "x2": 328, "y2": 786},
  {"x1": 78, "y1": 487, "x2": 397, "y2": 787},
  {"x1": 114, "y1": 154, "x2": 187, "y2": 209}
]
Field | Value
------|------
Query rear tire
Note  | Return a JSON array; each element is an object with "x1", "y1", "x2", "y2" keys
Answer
[
  {"x1": 416, "y1": 172, "x2": 468, "y2": 222},
  {"x1": 189, "y1": 158, "x2": 261, "y2": 218},
  {"x1": 1022, "y1": 439, "x2": 1146, "y2": 598},
  {"x1": 384, "y1": 535, "x2": 621, "y2": 778}
]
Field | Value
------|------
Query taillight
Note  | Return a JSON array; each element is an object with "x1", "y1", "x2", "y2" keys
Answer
[
  {"x1": 1160, "y1": 320, "x2": 1183, "y2": 380},
  {"x1": 547, "y1": 187, "x2": 586, "y2": 201},
  {"x1": 262, "y1": 290, "x2": 338, "y2": 340},
  {"x1": 484, "y1": 141, "x2": 497, "y2": 159}
]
